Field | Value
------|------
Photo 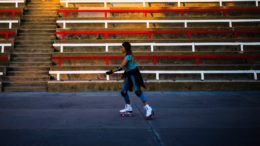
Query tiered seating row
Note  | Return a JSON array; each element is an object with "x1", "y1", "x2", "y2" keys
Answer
[
  {"x1": 0, "y1": 20, "x2": 19, "y2": 29},
  {"x1": 0, "y1": 9, "x2": 22, "y2": 17},
  {"x1": 51, "y1": 55, "x2": 260, "y2": 66},
  {"x1": 0, "y1": 43, "x2": 12, "y2": 53},
  {"x1": 49, "y1": 70, "x2": 260, "y2": 81},
  {"x1": 55, "y1": 29, "x2": 260, "y2": 40},
  {"x1": 58, "y1": 8, "x2": 260, "y2": 18},
  {"x1": 60, "y1": 0, "x2": 260, "y2": 7},
  {"x1": 57, "y1": 19, "x2": 260, "y2": 29},
  {"x1": 0, "y1": 31, "x2": 16, "y2": 40},
  {"x1": 0, "y1": 0, "x2": 25, "y2": 8},
  {"x1": 53, "y1": 42, "x2": 260, "y2": 52}
]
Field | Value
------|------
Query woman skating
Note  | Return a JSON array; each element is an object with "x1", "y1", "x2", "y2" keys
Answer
[{"x1": 106, "y1": 42, "x2": 154, "y2": 120}]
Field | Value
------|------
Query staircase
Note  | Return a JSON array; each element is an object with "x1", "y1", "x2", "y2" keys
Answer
[{"x1": 3, "y1": 0, "x2": 59, "y2": 92}]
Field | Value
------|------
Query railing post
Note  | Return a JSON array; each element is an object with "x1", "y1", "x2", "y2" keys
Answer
[
  {"x1": 143, "y1": 2, "x2": 146, "y2": 7},
  {"x1": 146, "y1": 22, "x2": 149, "y2": 28},
  {"x1": 240, "y1": 43, "x2": 244, "y2": 52},
  {"x1": 105, "y1": 22, "x2": 108, "y2": 28},
  {"x1": 9, "y1": 22, "x2": 12, "y2": 29},
  {"x1": 106, "y1": 75, "x2": 109, "y2": 80},
  {"x1": 256, "y1": 0, "x2": 259, "y2": 7},
  {"x1": 229, "y1": 20, "x2": 232, "y2": 27},
  {"x1": 184, "y1": 21, "x2": 187, "y2": 28},
  {"x1": 60, "y1": 45, "x2": 64, "y2": 53},
  {"x1": 15, "y1": 2, "x2": 18, "y2": 8},
  {"x1": 177, "y1": 0, "x2": 181, "y2": 7},
  {"x1": 156, "y1": 72, "x2": 159, "y2": 80},
  {"x1": 1, "y1": 45, "x2": 4, "y2": 53},
  {"x1": 105, "y1": 44, "x2": 109, "y2": 52},
  {"x1": 57, "y1": 73, "x2": 60, "y2": 81},
  {"x1": 63, "y1": 22, "x2": 66, "y2": 29},
  {"x1": 192, "y1": 43, "x2": 195, "y2": 52},
  {"x1": 201, "y1": 72, "x2": 204, "y2": 81},
  {"x1": 66, "y1": 2, "x2": 68, "y2": 8},
  {"x1": 219, "y1": 0, "x2": 223, "y2": 7},
  {"x1": 254, "y1": 72, "x2": 258, "y2": 80},
  {"x1": 104, "y1": 2, "x2": 107, "y2": 7},
  {"x1": 151, "y1": 44, "x2": 154, "y2": 52}
]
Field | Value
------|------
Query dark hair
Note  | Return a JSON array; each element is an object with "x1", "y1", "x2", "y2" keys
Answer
[{"x1": 122, "y1": 42, "x2": 132, "y2": 55}]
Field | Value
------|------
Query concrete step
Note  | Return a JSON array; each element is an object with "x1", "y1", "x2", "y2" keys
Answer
[
  {"x1": 3, "y1": 85, "x2": 48, "y2": 92},
  {"x1": 11, "y1": 53, "x2": 51, "y2": 58},
  {"x1": 12, "y1": 48, "x2": 53, "y2": 53},
  {"x1": 19, "y1": 28, "x2": 55, "y2": 33},
  {"x1": 7, "y1": 70, "x2": 49, "y2": 76},
  {"x1": 25, "y1": 11, "x2": 58, "y2": 15},
  {"x1": 11, "y1": 57, "x2": 51, "y2": 62},
  {"x1": 18, "y1": 33, "x2": 56, "y2": 37},
  {"x1": 7, "y1": 66, "x2": 50, "y2": 72},
  {"x1": 9, "y1": 62, "x2": 51, "y2": 67},
  {"x1": 15, "y1": 40, "x2": 54, "y2": 45},
  {"x1": 20, "y1": 25, "x2": 56, "y2": 29},
  {"x1": 15, "y1": 44, "x2": 53, "y2": 47},
  {"x1": 4, "y1": 75, "x2": 50, "y2": 81},
  {"x1": 17, "y1": 35, "x2": 56, "y2": 40}
]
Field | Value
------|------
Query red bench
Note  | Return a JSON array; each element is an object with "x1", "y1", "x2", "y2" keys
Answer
[
  {"x1": 0, "y1": 31, "x2": 16, "y2": 40},
  {"x1": 51, "y1": 55, "x2": 260, "y2": 66},
  {"x1": 55, "y1": 29, "x2": 260, "y2": 40},
  {"x1": 0, "y1": 9, "x2": 22, "y2": 17},
  {"x1": 58, "y1": 8, "x2": 260, "y2": 18}
]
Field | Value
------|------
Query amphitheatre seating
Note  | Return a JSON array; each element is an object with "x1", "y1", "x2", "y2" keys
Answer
[
  {"x1": 58, "y1": 7, "x2": 260, "y2": 18},
  {"x1": 0, "y1": 9, "x2": 23, "y2": 18},
  {"x1": 49, "y1": 69, "x2": 260, "y2": 81},
  {"x1": 0, "y1": 42, "x2": 12, "y2": 53},
  {"x1": 0, "y1": 0, "x2": 25, "y2": 8},
  {"x1": 55, "y1": 28, "x2": 260, "y2": 40},
  {"x1": 0, "y1": 29, "x2": 16, "y2": 40},
  {"x1": 48, "y1": 0, "x2": 260, "y2": 91},
  {"x1": 51, "y1": 54, "x2": 260, "y2": 66},
  {"x1": 57, "y1": 18, "x2": 260, "y2": 29},
  {"x1": 59, "y1": 0, "x2": 260, "y2": 8},
  {"x1": 53, "y1": 41, "x2": 260, "y2": 53},
  {"x1": 0, "y1": 20, "x2": 19, "y2": 29}
]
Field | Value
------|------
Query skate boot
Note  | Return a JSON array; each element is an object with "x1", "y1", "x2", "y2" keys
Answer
[
  {"x1": 144, "y1": 105, "x2": 154, "y2": 120},
  {"x1": 120, "y1": 104, "x2": 133, "y2": 117}
]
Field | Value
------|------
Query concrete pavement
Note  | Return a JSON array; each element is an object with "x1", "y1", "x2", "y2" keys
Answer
[{"x1": 0, "y1": 91, "x2": 259, "y2": 146}]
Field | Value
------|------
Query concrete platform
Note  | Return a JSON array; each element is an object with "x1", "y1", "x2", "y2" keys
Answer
[{"x1": 0, "y1": 91, "x2": 259, "y2": 146}]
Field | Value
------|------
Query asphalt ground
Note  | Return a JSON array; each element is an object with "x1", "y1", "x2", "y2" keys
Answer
[{"x1": 0, "y1": 91, "x2": 259, "y2": 146}]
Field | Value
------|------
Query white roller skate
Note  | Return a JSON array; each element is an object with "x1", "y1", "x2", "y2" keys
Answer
[
  {"x1": 144, "y1": 105, "x2": 154, "y2": 120},
  {"x1": 120, "y1": 104, "x2": 133, "y2": 117}
]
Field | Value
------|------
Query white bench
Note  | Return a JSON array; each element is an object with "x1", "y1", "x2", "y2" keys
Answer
[
  {"x1": 53, "y1": 42, "x2": 260, "y2": 53},
  {"x1": 0, "y1": 0, "x2": 25, "y2": 8},
  {"x1": 49, "y1": 70, "x2": 260, "y2": 81},
  {"x1": 57, "y1": 19, "x2": 260, "y2": 29},
  {"x1": 0, "y1": 43, "x2": 12, "y2": 53},
  {"x1": 60, "y1": 0, "x2": 259, "y2": 7},
  {"x1": 0, "y1": 20, "x2": 19, "y2": 29}
]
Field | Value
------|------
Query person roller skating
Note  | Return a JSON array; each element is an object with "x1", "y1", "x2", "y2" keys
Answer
[{"x1": 106, "y1": 42, "x2": 154, "y2": 120}]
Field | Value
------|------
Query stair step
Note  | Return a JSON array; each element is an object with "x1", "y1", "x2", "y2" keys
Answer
[
  {"x1": 11, "y1": 53, "x2": 51, "y2": 57},
  {"x1": 15, "y1": 44, "x2": 53, "y2": 47},
  {"x1": 11, "y1": 57, "x2": 51, "y2": 62},
  {"x1": 7, "y1": 66, "x2": 50, "y2": 71},
  {"x1": 4, "y1": 76, "x2": 50, "y2": 81},
  {"x1": 20, "y1": 25, "x2": 56, "y2": 29},
  {"x1": 18, "y1": 32, "x2": 55, "y2": 38},
  {"x1": 12, "y1": 49, "x2": 53, "y2": 53},
  {"x1": 9, "y1": 62, "x2": 51, "y2": 67},
  {"x1": 3, "y1": 85, "x2": 48, "y2": 92},
  {"x1": 17, "y1": 36, "x2": 56, "y2": 40},
  {"x1": 7, "y1": 70, "x2": 49, "y2": 75},
  {"x1": 19, "y1": 28, "x2": 56, "y2": 33}
]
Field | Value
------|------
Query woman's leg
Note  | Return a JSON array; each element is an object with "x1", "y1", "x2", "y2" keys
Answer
[
  {"x1": 130, "y1": 75, "x2": 148, "y2": 104},
  {"x1": 121, "y1": 77, "x2": 130, "y2": 104}
]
